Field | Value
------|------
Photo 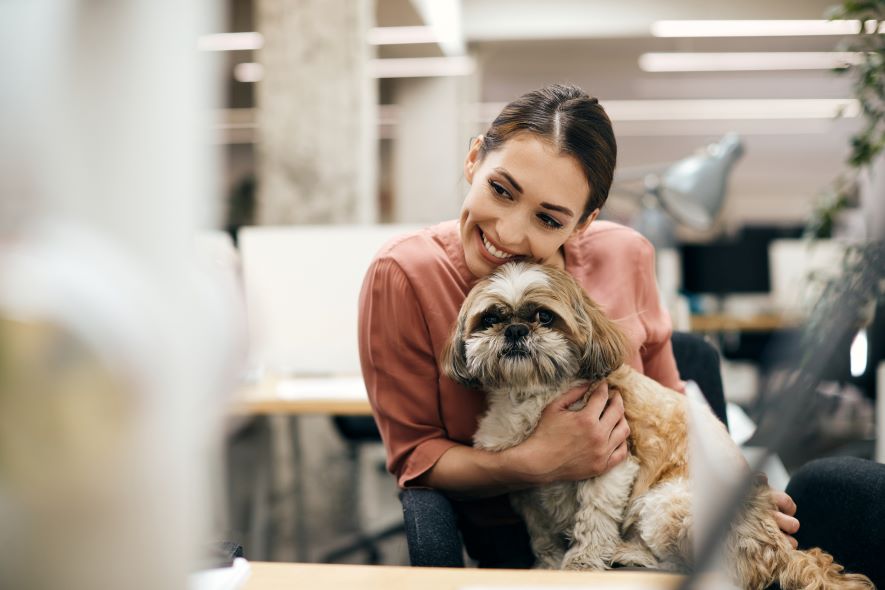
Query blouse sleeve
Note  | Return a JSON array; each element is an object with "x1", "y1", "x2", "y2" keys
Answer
[
  {"x1": 358, "y1": 256, "x2": 459, "y2": 487},
  {"x1": 634, "y1": 237, "x2": 684, "y2": 392}
]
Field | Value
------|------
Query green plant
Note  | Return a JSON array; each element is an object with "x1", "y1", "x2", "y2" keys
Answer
[
  {"x1": 805, "y1": 1, "x2": 885, "y2": 238},
  {"x1": 802, "y1": 2, "x2": 885, "y2": 350}
]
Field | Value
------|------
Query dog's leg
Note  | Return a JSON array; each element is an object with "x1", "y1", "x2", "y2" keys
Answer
[
  {"x1": 511, "y1": 492, "x2": 566, "y2": 569},
  {"x1": 561, "y1": 457, "x2": 639, "y2": 571},
  {"x1": 628, "y1": 478, "x2": 693, "y2": 572}
]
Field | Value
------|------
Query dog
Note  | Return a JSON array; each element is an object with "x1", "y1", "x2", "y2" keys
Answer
[{"x1": 441, "y1": 261, "x2": 873, "y2": 589}]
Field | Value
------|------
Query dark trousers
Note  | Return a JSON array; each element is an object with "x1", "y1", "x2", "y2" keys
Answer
[{"x1": 460, "y1": 456, "x2": 885, "y2": 587}]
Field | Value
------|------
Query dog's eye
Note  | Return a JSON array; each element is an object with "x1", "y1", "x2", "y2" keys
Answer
[
  {"x1": 536, "y1": 309, "x2": 554, "y2": 326},
  {"x1": 481, "y1": 313, "x2": 500, "y2": 329}
]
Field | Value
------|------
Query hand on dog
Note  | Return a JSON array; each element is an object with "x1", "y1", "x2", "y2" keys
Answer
[
  {"x1": 520, "y1": 381, "x2": 630, "y2": 484},
  {"x1": 756, "y1": 473, "x2": 800, "y2": 549}
]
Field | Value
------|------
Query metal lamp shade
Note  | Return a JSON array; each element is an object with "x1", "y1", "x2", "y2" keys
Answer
[{"x1": 658, "y1": 133, "x2": 744, "y2": 230}]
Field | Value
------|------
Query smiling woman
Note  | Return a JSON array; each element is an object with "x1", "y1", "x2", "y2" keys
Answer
[{"x1": 358, "y1": 84, "x2": 692, "y2": 567}]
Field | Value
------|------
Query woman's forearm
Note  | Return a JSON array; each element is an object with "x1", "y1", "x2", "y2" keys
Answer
[{"x1": 413, "y1": 443, "x2": 541, "y2": 499}]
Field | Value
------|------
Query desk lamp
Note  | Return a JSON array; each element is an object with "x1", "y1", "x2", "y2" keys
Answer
[{"x1": 615, "y1": 133, "x2": 745, "y2": 238}]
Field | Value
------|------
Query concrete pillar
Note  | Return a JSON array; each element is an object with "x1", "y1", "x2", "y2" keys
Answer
[
  {"x1": 392, "y1": 74, "x2": 479, "y2": 223},
  {"x1": 255, "y1": 0, "x2": 377, "y2": 224}
]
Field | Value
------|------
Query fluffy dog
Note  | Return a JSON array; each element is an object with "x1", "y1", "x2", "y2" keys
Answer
[{"x1": 441, "y1": 261, "x2": 873, "y2": 589}]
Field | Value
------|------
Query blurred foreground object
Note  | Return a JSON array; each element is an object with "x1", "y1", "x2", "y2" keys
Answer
[{"x1": 0, "y1": 1, "x2": 231, "y2": 589}]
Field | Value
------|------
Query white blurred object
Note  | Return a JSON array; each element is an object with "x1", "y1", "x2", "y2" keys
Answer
[
  {"x1": 720, "y1": 359, "x2": 759, "y2": 406},
  {"x1": 0, "y1": 2, "x2": 226, "y2": 590},
  {"x1": 656, "y1": 247, "x2": 691, "y2": 332},
  {"x1": 685, "y1": 381, "x2": 744, "y2": 589},
  {"x1": 189, "y1": 557, "x2": 251, "y2": 590},
  {"x1": 238, "y1": 224, "x2": 421, "y2": 376},
  {"x1": 726, "y1": 404, "x2": 790, "y2": 491},
  {"x1": 768, "y1": 238, "x2": 845, "y2": 316}
]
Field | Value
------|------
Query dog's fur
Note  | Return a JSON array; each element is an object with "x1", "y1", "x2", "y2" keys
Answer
[{"x1": 441, "y1": 261, "x2": 873, "y2": 589}]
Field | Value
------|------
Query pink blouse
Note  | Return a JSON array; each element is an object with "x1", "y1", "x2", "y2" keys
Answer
[{"x1": 358, "y1": 219, "x2": 681, "y2": 497}]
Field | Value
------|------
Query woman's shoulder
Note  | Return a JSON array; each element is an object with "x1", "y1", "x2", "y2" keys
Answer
[
  {"x1": 369, "y1": 219, "x2": 463, "y2": 278},
  {"x1": 577, "y1": 220, "x2": 654, "y2": 259}
]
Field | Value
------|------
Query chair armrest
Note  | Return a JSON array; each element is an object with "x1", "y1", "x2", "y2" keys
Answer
[{"x1": 399, "y1": 488, "x2": 464, "y2": 567}]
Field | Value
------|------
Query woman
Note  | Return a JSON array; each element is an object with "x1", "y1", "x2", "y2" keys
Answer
[{"x1": 358, "y1": 84, "x2": 799, "y2": 567}]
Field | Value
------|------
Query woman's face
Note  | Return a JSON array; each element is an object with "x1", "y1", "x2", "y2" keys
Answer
[{"x1": 459, "y1": 133, "x2": 599, "y2": 278}]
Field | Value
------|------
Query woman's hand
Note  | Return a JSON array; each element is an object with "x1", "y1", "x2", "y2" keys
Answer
[
  {"x1": 514, "y1": 381, "x2": 630, "y2": 484},
  {"x1": 757, "y1": 473, "x2": 800, "y2": 548},
  {"x1": 772, "y1": 489, "x2": 800, "y2": 548}
]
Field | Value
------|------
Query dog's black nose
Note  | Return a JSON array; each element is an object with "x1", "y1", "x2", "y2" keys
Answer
[{"x1": 504, "y1": 323, "x2": 529, "y2": 341}]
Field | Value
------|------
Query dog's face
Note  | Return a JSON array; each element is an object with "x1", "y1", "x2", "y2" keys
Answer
[{"x1": 442, "y1": 262, "x2": 629, "y2": 392}]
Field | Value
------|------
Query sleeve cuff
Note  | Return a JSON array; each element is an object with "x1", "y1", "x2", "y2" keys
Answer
[{"x1": 397, "y1": 437, "x2": 460, "y2": 488}]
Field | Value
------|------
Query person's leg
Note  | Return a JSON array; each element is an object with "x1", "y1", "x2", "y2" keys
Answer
[{"x1": 786, "y1": 456, "x2": 885, "y2": 588}]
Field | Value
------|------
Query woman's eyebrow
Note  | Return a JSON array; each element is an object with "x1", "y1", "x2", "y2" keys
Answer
[
  {"x1": 540, "y1": 202, "x2": 574, "y2": 218},
  {"x1": 495, "y1": 168, "x2": 524, "y2": 193}
]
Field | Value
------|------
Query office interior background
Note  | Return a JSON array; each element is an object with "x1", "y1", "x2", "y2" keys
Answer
[{"x1": 1, "y1": 0, "x2": 883, "y2": 586}]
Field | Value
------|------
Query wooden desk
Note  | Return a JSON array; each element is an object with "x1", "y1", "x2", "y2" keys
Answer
[
  {"x1": 231, "y1": 375, "x2": 372, "y2": 416},
  {"x1": 243, "y1": 562, "x2": 683, "y2": 590},
  {"x1": 689, "y1": 312, "x2": 801, "y2": 333}
]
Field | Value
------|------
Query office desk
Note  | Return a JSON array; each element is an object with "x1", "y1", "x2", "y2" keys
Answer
[
  {"x1": 689, "y1": 313, "x2": 801, "y2": 333},
  {"x1": 242, "y1": 562, "x2": 683, "y2": 590},
  {"x1": 231, "y1": 375, "x2": 372, "y2": 415},
  {"x1": 229, "y1": 376, "x2": 372, "y2": 562}
]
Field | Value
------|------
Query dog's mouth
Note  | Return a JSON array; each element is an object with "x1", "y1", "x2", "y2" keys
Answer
[{"x1": 500, "y1": 345, "x2": 530, "y2": 359}]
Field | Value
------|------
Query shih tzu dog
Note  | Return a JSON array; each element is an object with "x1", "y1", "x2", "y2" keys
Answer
[{"x1": 441, "y1": 261, "x2": 872, "y2": 590}]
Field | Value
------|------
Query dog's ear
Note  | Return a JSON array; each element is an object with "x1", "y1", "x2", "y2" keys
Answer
[
  {"x1": 574, "y1": 289, "x2": 630, "y2": 382},
  {"x1": 440, "y1": 316, "x2": 481, "y2": 389}
]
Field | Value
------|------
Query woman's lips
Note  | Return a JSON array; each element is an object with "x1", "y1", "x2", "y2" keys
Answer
[{"x1": 476, "y1": 228, "x2": 520, "y2": 264}]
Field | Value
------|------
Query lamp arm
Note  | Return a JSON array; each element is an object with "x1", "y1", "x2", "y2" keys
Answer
[{"x1": 613, "y1": 162, "x2": 673, "y2": 183}]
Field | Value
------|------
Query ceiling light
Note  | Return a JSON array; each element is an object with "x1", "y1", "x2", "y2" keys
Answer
[
  {"x1": 480, "y1": 99, "x2": 858, "y2": 122},
  {"x1": 640, "y1": 52, "x2": 861, "y2": 72},
  {"x1": 234, "y1": 63, "x2": 263, "y2": 83},
  {"x1": 651, "y1": 20, "x2": 874, "y2": 37},
  {"x1": 369, "y1": 56, "x2": 475, "y2": 78},
  {"x1": 367, "y1": 26, "x2": 438, "y2": 45},
  {"x1": 198, "y1": 32, "x2": 264, "y2": 51}
]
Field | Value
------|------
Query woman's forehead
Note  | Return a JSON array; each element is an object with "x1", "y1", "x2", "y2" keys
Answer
[{"x1": 483, "y1": 134, "x2": 589, "y2": 208}]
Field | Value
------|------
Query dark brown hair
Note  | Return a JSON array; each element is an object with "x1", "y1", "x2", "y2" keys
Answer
[{"x1": 478, "y1": 84, "x2": 617, "y2": 223}]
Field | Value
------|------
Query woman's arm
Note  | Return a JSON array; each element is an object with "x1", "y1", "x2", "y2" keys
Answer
[{"x1": 416, "y1": 382, "x2": 631, "y2": 498}]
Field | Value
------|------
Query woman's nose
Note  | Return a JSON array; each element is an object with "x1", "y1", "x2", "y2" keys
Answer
[{"x1": 495, "y1": 216, "x2": 527, "y2": 250}]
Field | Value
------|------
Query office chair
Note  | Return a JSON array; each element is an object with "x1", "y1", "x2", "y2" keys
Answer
[
  {"x1": 400, "y1": 331, "x2": 726, "y2": 567},
  {"x1": 320, "y1": 416, "x2": 405, "y2": 564}
]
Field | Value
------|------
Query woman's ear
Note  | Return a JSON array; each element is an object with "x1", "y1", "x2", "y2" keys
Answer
[
  {"x1": 571, "y1": 208, "x2": 599, "y2": 236},
  {"x1": 464, "y1": 135, "x2": 484, "y2": 184}
]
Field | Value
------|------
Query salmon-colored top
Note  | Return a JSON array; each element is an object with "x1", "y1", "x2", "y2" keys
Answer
[{"x1": 359, "y1": 219, "x2": 681, "y2": 495}]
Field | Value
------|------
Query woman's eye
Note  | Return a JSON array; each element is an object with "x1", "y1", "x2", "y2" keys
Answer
[
  {"x1": 488, "y1": 180, "x2": 511, "y2": 199},
  {"x1": 482, "y1": 314, "x2": 499, "y2": 328},
  {"x1": 538, "y1": 214, "x2": 563, "y2": 229},
  {"x1": 536, "y1": 310, "x2": 554, "y2": 326}
]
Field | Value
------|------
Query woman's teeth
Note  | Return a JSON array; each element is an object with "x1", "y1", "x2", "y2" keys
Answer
[{"x1": 481, "y1": 232, "x2": 515, "y2": 260}]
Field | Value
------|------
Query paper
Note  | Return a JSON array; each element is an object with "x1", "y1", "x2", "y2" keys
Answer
[
  {"x1": 189, "y1": 557, "x2": 251, "y2": 590},
  {"x1": 276, "y1": 376, "x2": 368, "y2": 401}
]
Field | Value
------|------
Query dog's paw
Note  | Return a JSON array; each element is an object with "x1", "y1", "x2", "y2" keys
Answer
[
  {"x1": 561, "y1": 553, "x2": 607, "y2": 571},
  {"x1": 532, "y1": 552, "x2": 563, "y2": 570}
]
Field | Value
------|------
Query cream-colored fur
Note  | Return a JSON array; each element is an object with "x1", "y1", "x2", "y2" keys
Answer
[{"x1": 442, "y1": 261, "x2": 874, "y2": 590}]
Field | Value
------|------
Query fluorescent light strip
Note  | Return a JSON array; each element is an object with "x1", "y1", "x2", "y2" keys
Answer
[
  {"x1": 640, "y1": 52, "x2": 861, "y2": 72},
  {"x1": 198, "y1": 32, "x2": 264, "y2": 51},
  {"x1": 651, "y1": 19, "x2": 875, "y2": 37},
  {"x1": 234, "y1": 63, "x2": 264, "y2": 83},
  {"x1": 369, "y1": 56, "x2": 475, "y2": 78},
  {"x1": 480, "y1": 99, "x2": 858, "y2": 122},
  {"x1": 367, "y1": 26, "x2": 438, "y2": 45}
]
